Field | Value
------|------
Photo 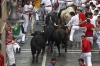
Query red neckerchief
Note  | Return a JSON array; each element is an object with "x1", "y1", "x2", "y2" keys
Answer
[
  {"x1": 50, "y1": 62, "x2": 55, "y2": 66},
  {"x1": 98, "y1": 21, "x2": 100, "y2": 24},
  {"x1": 89, "y1": 16, "x2": 93, "y2": 19},
  {"x1": 86, "y1": 9, "x2": 90, "y2": 13}
]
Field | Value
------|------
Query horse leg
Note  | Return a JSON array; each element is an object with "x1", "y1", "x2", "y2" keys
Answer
[{"x1": 36, "y1": 49, "x2": 41, "y2": 63}]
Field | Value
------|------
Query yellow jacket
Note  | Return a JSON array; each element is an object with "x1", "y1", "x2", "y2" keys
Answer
[{"x1": 35, "y1": 0, "x2": 41, "y2": 8}]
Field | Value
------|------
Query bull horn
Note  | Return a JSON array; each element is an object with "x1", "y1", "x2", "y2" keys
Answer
[
  {"x1": 41, "y1": 30, "x2": 44, "y2": 32},
  {"x1": 54, "y1": 24, "x2": 58, "y2": 26},
  {"x1": 64, "y1": 25, "x2": 67, "y2": 26},
  {"x1": 41, "y1": 24, "x2": 46, "y2": 26}
]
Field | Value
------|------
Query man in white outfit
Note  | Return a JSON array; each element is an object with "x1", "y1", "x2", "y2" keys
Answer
[
  {"x1": 23, "y1": 0, "x2": 32, "y2": 33},
  {"x1": 52, "y1": 0, "x2": 66, "y2": 13},
  {"x1": 41, "y1": 0, "x2": 52, "y2": 20},
  {"x1": 67, "y1": 12, "x2": 80, "y2": 47}
]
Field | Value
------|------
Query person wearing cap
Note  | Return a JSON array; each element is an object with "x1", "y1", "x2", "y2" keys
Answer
[
  {"x1": 47, "y1": 58, "x2": 57, "y2": 66},
  {"x1": 80, "y1": 35, "x2": 92, "y2": 66},
  {"x1": 78, "y1": 58, "x2": 86, "y2": 66}
]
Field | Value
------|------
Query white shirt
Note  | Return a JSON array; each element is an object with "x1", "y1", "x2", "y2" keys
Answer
[
  {"x1": 91, "y1": 15, "x2": 98, "y2": 27},
  {"x1": 67, "y1": 15, "x2": 79, "y2": 26},
  {"x1": 41, "y1": 0, "x2": 52, "y2": 6},
  {"x1": 23, "y1": 4, "x2": 29, "y2": 14},
  {"x1": 81, "y1": 0, "x2": 87, "y2": 3}
]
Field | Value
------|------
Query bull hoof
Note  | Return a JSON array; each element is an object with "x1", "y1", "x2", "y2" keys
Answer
[
  {"x1": 41, "y1": 52, "x2": 45, "y2": 55},
  {"x1": 50, "y1": 50, "x2": 53, "y2": 53},
  {"x1": 32, "y1": 60, "x2": 34, "y2": 64},
  {"x1": 58, "y1": 55, "x2": 61, "y2": 58},
  {"x1": 62, "y1": 45, "x2": 65, "y2": 49},
  {"x1": 65, "y1": 50, "x2": 67, "y2": 52},
  {"x1": 36, "y1": 60, "x2": 38, "y2": 63},
  {"x1": 70, "y1": 44, "x2": 73, "y2": 48}
]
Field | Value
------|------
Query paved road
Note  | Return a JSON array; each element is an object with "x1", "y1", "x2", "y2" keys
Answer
[{"x1": 15, "y1": 20, "x2": 100, "y2": 66}]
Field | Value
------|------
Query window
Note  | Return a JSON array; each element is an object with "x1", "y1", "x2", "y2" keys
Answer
[{"x1": 0, "y1": 0, "x2": 2, "y2": 18}]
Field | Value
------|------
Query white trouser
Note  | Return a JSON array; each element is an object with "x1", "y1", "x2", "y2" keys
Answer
[
  {"x1": 44, "y1": 7, "x2": 52, "y2": 20},
  {"x1": 96, "y1": 36, "x2": 100, "y2": 50},
  {"x1": 23, "y1": 14, "x2": 29, "y2": 32},
  {"x1": 13, "y1": 43, "x2": 21, "y2": 52},
  {"x1": 70, "y1": 26, "x2": 80, "y2": 41},
  {"x1": 31, "y1": 15, "x2": 35, "y2": 30},
  {"x1": 81, "y1": 52, "x2": 92, "y2": 66},
  {"x1": 6, "y1": 44, "x2": 15, "y2": 65},
  {"x1": 34, "y1": 8, "x2": 40, "y2": 21},
  {"x1": 86, "y1": 37, "x2": 93, "y2": 45},
  {"x1": 14, "y1": 30, "x2": 25, "y2": 42}
]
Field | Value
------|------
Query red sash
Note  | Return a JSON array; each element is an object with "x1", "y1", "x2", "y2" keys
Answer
[{"x1": 54, "y1": 0, "x2": 59, "y2": 10}]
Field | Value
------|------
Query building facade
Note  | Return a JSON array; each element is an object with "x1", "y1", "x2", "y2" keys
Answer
[{"x1": 0, "y1": 0, "x2": 9, "y2": 65}]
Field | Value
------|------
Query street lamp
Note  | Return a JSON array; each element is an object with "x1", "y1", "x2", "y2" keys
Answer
[{"x1": 4, "y1": 1, "x2": 24, "y2": 28}]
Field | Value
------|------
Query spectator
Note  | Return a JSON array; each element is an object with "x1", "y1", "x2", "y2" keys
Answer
[
  {"x1": 12, "y1": 24, "x2": 25, "y2": 44},
  {"x1": 78, "y1": 58, "x2": 86, "y2": 66},
  {"x1": 47, "y1": 58, "x2": 57, "y2": 66},
  {"x1": 5, "y1": 24, "x2": 16, "y2": 66}
]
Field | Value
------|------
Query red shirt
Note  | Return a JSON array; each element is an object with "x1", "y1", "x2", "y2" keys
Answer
[
  {"x1": 79, "y1": 13, "x2": 86, "y2": 22},
  {"x1": 82, "y1": 64, "x2": 86, "y2": 66},
  {"x1": 98, "y1": 0, "x2": 100, "y2": 4},
  {"x1": 85, "y1": 23, "x2": 94, "y2": 37},
  {"x1": 0, "y1": 54, "x2": 4, "y2": 66},
  {"x1": 82, "y1": 39, "x2": 91, "y2": 53},
  {"x1": 97, "y1": 21, "x2": 100, "y2": 25},
  {"x1": 79, "y1": 22, "x2": 87, "y2": 27}
]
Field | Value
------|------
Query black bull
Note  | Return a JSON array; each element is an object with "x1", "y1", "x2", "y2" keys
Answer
[
  {"x1": 53, "y1": 25, "x2": 68, "y2": 56},
  {"x1": 44, "y1": 24, "x2": 68, "y2": 56},
  {"x1": 30, "y1": 31, "x2": 45, "y2": 63},
  {"x1": 45, "y1": 12, "x2": 58, "y2": 25}
]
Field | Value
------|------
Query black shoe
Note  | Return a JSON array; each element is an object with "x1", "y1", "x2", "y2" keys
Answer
[
  {"x1": 16, "y1": 48, "x2": 18, "y2": 53},
  {"x1": 18, "y1": 48, "x2": 21, "y2": 53}
]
